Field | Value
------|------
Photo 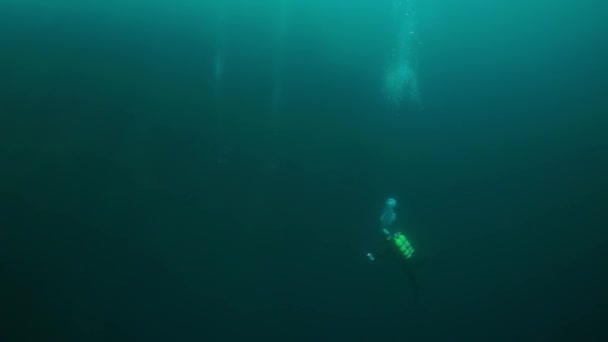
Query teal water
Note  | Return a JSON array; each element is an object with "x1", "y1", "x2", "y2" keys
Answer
[{"x1": 1, "y1": 1, "x2": 607, "y2": 341}]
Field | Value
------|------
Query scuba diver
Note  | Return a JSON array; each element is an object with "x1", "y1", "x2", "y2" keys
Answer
[{"x1": 367, "y1": 197, "x2": 420, "y2": 303}]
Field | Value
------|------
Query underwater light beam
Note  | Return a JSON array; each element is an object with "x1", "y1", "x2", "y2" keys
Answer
[{"x1": 383, "y1": 0, "x2": 422, "y2": 108}]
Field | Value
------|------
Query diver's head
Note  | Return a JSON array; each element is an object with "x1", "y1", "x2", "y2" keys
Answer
[{"x1": 386, "y1": 197, "x2": 397, "y2": 209}]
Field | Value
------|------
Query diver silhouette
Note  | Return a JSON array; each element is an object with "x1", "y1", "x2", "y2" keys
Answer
[{"x1": 367, "y1": 198, "x2": 421, "y2": 304}]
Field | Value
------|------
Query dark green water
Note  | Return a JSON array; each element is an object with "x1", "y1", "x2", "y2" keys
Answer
[{"x1": 1, "y1": 1, "x2": 607, "y2": 341}]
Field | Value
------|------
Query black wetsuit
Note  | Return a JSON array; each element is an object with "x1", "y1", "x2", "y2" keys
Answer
[{"x1": 372, "y1": 233, "x2": 420, "y2": 303}]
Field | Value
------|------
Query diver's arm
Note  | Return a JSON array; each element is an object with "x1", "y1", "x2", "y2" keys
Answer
[
  {"x1": 368, "y1": 198, "x2": 397, "y2": 261},
  {"x1": 376, "y1": 237, "x2": 391, "y2": 257},
  {"x1": 367, "y1": 234, "x2": 391, "y2": 261}
]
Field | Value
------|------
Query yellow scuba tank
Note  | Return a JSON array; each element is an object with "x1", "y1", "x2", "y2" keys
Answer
[{"x1": 392, "y1": 232, "x2": 415, "y2": 259}]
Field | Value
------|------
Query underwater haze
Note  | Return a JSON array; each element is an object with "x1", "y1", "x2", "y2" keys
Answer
[{"x1": 1, "y1": 0, "x2": 607, "y2": 341}]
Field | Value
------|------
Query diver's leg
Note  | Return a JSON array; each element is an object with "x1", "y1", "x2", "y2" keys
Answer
[{"x1": 402, "y1": 265, "x2": 419, "y2": 305}]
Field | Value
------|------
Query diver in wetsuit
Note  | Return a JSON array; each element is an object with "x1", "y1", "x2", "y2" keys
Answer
[{"x1": 367, "y1": 198, "x2": 420, "y2": 302}]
